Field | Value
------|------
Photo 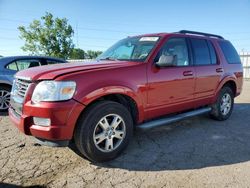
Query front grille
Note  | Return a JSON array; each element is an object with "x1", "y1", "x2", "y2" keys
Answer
[
  {"x1": 14, "y1": 78, "x2": 32, "y2": 99},
  {"x1": 10, "y1": 77, "x2": 32, "y2": 116}
]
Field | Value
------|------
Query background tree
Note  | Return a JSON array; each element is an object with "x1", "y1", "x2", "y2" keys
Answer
[
  {"x1": 85, "y1": 50, "x2": 102, "y2": 59},
  {"x1": 18, "y1": 12, "x2": 74, "y2": 59},
  {"x1": 69, "y1": 48, "x2": 86, "y2": 59}
]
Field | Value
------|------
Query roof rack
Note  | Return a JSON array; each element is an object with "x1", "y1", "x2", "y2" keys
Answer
[{"x1": 178, "y1": 30, "x2": 224, "y2": 39}]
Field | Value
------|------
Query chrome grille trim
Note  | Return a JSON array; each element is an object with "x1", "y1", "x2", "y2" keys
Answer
[
  {"x1": 13, "y1": 77, "x2": 32, "y2": 99},
  {"x1": 10, "y1": 77, "x2": 32, "y2": 116}
]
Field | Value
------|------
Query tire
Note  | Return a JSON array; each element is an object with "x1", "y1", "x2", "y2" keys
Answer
[
  {"x1": 0, "y1": 86, "x2": 11, "y2": 112},
  {"x1": 74, "y1": 101, "x2": 133, "y2": 162},
  {"x1": 210, "y1": 86, "x2": 234, "y2": 121}
]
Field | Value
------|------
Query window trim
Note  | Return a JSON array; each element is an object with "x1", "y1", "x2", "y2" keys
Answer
[
  {"x1": 153, "y1": 36, "x2": 192, "y2": 67},
  {"x1": 207, "y1": 40, "x2": 219, "y2": 65}
]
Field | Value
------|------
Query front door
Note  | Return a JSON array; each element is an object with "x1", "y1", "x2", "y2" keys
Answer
[{"x1": 146, "y1": 37, "x2": 195, "y2": 119}]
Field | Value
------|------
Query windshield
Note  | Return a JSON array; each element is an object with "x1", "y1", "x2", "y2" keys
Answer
[{"x1": 97, "y1": 36, "x2": 160, "y2": 62}]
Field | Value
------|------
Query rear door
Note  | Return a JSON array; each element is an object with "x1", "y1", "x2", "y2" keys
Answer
[{"x1": 190, "y1": 38, "x2": 223, "y2": 103}]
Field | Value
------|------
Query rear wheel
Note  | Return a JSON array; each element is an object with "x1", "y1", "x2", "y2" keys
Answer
[
  {"x1": 74, "y1": 101, "x2": 133, "y2": 162},
  {"x1": 210, "y1": 86, "x2": 234, "y2": 121},
  {"x1": 0, "y1": 86, "x2": 11, "y2": 112}
]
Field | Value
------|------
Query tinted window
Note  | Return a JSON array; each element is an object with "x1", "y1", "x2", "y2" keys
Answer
[
  {"x1": 16, "y1": 59, "x2": 41, "y2": 70},
  {"x1": 219, "y1": 41, "x2": 241, "y2": 64},
  {"x1": 155, "y1": 38, "x2": 189, "y2": 66},
  {"x1": 191, "y1": 38, "x2": 211, "y2": 65},
  {"x1": 207, "y1": 41, "x2": 217, "y2": 64},
  {"x1": 6, "y1": 62, "x2": 18, "y2": 71}
]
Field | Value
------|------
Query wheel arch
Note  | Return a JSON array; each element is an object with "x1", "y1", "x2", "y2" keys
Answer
[
  {"x1": 222, "y1": 80, "x2": 237, "y2": 96},
  {"x1": 81, "y1": 93, "x2": 142, "y2": 125},
  {"x1": 213, "y1": 76, "x2": 238, "y2": 103},
  {"x1": 75, "y1": 86, "x2": 145, "y2": 125},
  {"x1": 0, "y1": 82, "x2": 12, "y2": 89}
]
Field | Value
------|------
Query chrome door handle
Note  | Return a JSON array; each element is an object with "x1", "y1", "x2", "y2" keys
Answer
[
  {"x1": 216, "y1": 68, "x2": 224, "y2": 73},
  {"x1": 183, "y1": 71, "x2": 193, "y2": 76}
]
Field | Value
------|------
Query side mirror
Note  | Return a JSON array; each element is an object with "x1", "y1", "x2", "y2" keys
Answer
[{"x1": 155, "y1": 55, "x2": 176, "y2": 67}]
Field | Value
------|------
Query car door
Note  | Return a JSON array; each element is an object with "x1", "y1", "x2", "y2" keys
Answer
[
  {"x1": 146, "y1": 37, "x2": 195, "y2": 119},
  {"x1": 189, "y1": 38, "x2": 223, "y2": 105}
]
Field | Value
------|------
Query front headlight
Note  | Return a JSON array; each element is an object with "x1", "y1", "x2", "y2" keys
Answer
[{"x1": 31, "y1": 81, "x2": 76, "y2": 103}]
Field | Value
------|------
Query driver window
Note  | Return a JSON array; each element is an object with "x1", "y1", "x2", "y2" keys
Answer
[{"x1": 155, "y1": 38, "x2": 189, "y2": 66}]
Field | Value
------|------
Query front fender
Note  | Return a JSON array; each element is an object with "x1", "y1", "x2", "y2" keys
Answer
[{"x1": 75, "y1": 86, "x2": 145, "y2": 123}]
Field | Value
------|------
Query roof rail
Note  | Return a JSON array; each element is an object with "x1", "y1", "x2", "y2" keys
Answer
[{"x1": 178, "y1": 30, "x2": 224, "y2": 39}]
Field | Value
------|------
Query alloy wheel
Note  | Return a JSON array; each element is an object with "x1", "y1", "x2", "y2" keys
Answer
[
  {"x1": 0, "y1": 90, "x2": 11, "y2": 110},
  {"x1": 93, "y1": 114, "x2": 126, "y2": 152},
  {"x1": 220, "y1": 93, "x2": 232, "y2": 115}
]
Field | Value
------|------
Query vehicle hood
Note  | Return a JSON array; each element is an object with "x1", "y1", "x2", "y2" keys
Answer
[{"x1": 15, "y1": 60, "x2": 140, "y2": 81}]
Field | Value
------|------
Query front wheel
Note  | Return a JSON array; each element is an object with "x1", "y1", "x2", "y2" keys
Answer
[
  {"x1": 74, "y1": 101, "x2": 133, "y2": 162},
  {"x1": 210, "y1": 86, "x2": 234, "y2": 121}
]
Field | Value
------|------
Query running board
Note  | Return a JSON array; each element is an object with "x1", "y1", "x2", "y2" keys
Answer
[{"x1": 138, "y1": 107, "x2": 212, "y2": 130}]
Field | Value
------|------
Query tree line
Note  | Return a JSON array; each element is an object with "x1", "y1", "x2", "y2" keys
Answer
[{"x1": 18, "y1": 12, "x2": 103, "y2": 60}]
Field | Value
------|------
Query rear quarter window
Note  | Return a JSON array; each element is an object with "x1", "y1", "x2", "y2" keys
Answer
[
  {"x1": 6, "y1": 62, "x2": 18, "y2": 71},
  {"x1": 219, "y1": 41, "x2": 241, "y2": 64}
]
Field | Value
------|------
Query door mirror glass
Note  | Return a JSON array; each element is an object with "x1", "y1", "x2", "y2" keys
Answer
[{"x1": 156, "y1": 55, "x2": 176, "y2": 67}]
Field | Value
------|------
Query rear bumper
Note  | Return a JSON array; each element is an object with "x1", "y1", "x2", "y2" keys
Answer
[{"x1": 9, "y1": 99, "x2": 85, "y2": 142}]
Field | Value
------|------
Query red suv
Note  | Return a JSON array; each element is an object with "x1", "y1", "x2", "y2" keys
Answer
[{"x1": 9, "y1": 30, "x2": 243, "y2": 162}]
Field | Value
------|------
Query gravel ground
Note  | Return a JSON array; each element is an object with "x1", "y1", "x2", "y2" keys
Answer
[{"x1": 0, "y1": 81, "x2": 250, "y2": 188}]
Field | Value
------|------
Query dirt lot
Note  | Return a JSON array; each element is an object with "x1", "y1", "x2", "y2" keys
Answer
[{"x1": 0, "y1": 81, "x2": 250, "y2": 188}]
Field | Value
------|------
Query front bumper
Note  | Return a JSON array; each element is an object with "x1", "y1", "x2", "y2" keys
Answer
[{"x1": 9, "y1": 99, "x2": 85, "y2": 143}]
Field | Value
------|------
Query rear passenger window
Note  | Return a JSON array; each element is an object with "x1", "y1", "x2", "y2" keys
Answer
[
  {"x1": 207, "y1": 41, "x2": 217, "y2": 64},
  {"x1": 219, "y1": 41, "x2": 241, "y2": 64},
  {"x1": 6, "y1": 62, "x2": 18, "y2": 71},
  {"x1": 191, "y1": 38, "x2": 211, "y2": 65},
  {"x1": 16, "y1": 59, "x2": 41, "y2": 70}
]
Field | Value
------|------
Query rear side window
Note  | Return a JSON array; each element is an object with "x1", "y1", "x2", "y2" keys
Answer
[
  {"x1": 219, "y1": 41, "x2": 241, "y2": 64},
  {"x1": 6, "y1": 62, "x2": 18, "y2": 71},
  {"x1": 15, "y1": 59, "x2": 41, "y2": 70},
  {"x1": 191, "y1": 38, "x2": 211, "y2": 65}
]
